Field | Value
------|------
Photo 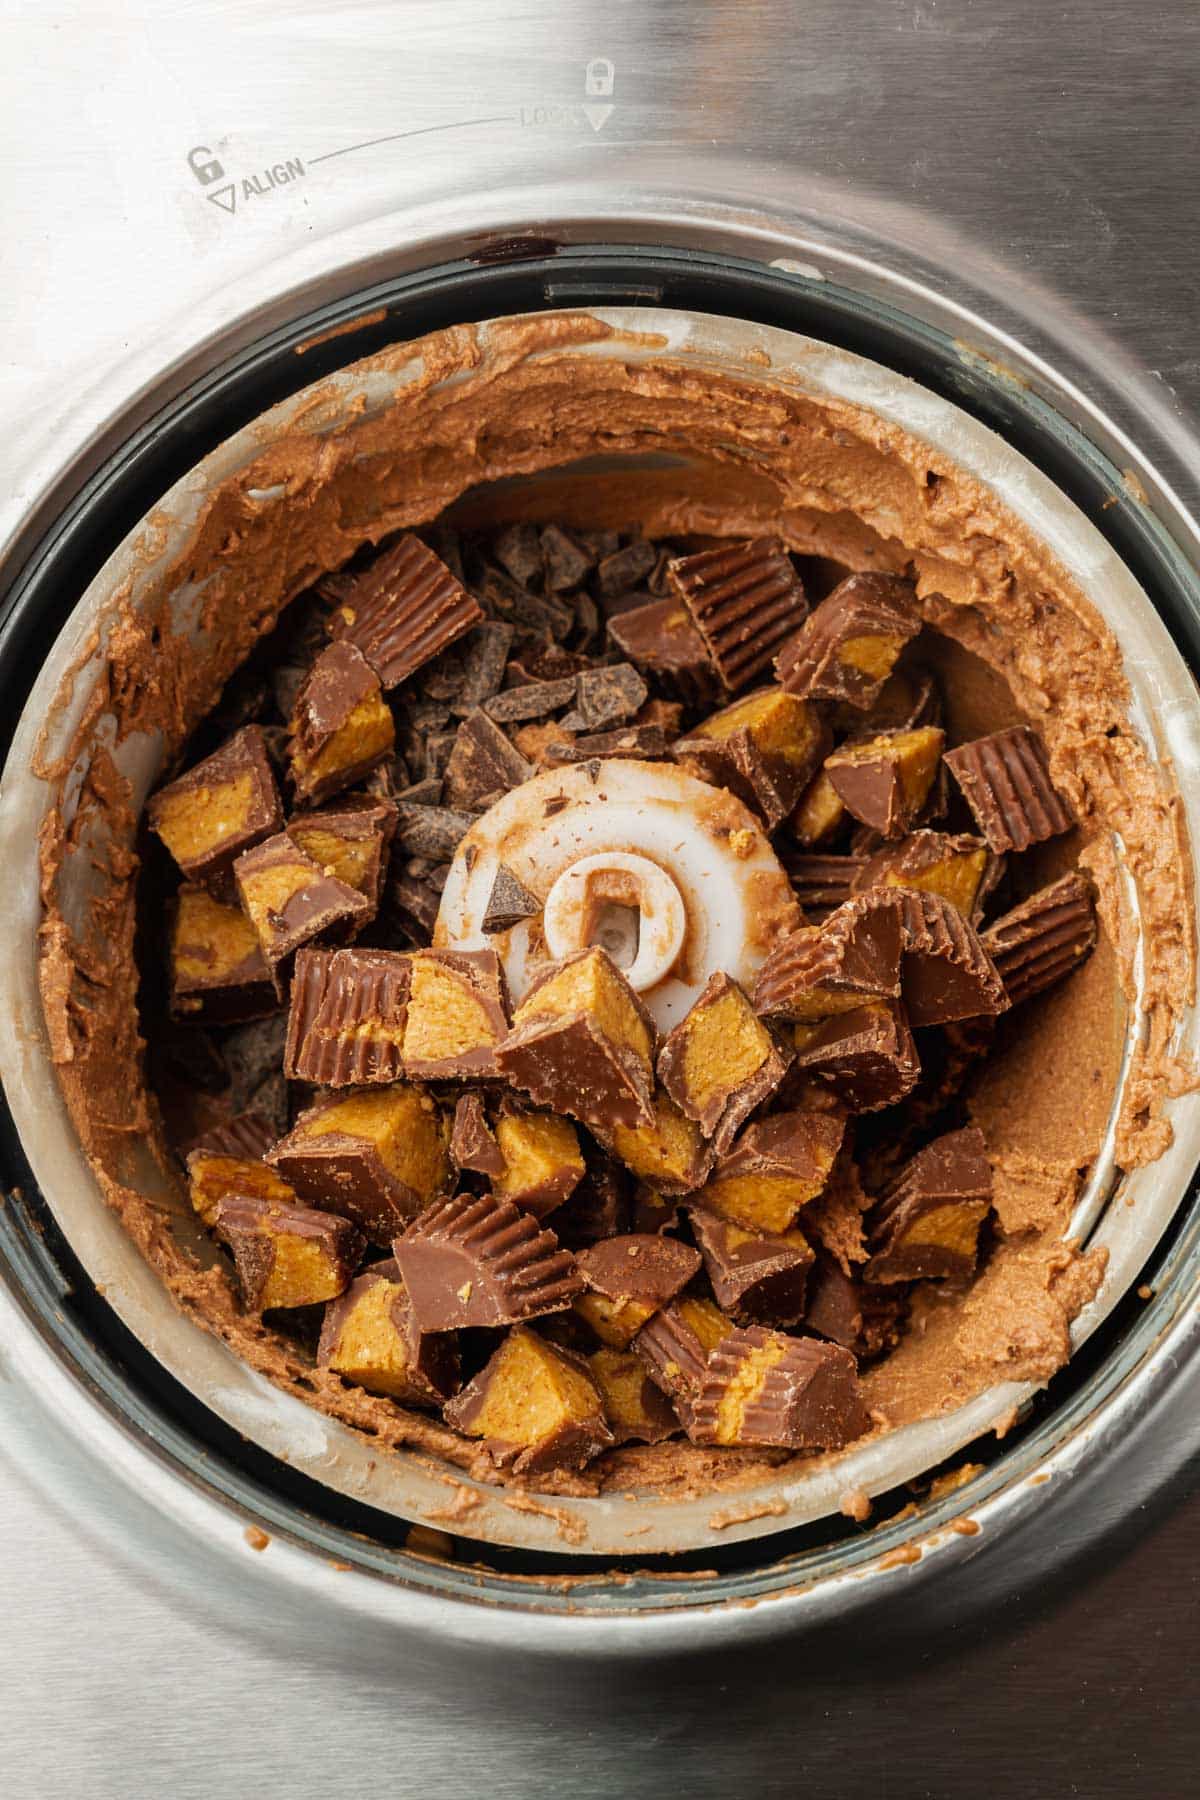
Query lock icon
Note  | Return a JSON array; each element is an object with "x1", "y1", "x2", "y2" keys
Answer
[
  {"x1": 187, "y1": 145, "x2": 225, "y2": 186},
  {"x1": 585, "y1": 58, "x2": 615, "y2": 97}
]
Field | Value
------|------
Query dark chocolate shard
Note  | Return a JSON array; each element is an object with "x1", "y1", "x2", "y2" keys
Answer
[
  {"x1": 943, "y1": 725, "x2": 1074, "y2": 852},
  {"x1": 445, "y1": 621, "x2": 515, "y2": 713},
  {"x1": 575, "y1": 1233, "x2": 702, "y2": 1347},
  {"x1": 898, "y1": 890, "x2": 1008, "y2": 1028},
  {"x1": 283, "y1": 946, "x2": 410, "y2": 1085},
  {"x1": 148, "y1": 725, "x2": 283, "y2": 885},
  {"x1": 607, "y1": 595, "x2": 722, "y2": 705},
  {"x1": 391, "y1": 801, "x2": 476, "y2": 861},
  {"x1": 852, "y1": 828, "x2": 999, "y2": 926},
  {"x1": 980, "y1": 870, "x2": 1098, "y2": 1005},
  {"x1": 266, "y1": 1084, "x2": 451, "y2": 1244},
  {"x1": 573, "y1": 663, "x2": 649, "y2": 729},
  {"x1": 449, "y1": 1091, "x2": 506, "y2": 1177},
  {"x1": 669, "y1": 537, "x2": 808, "y2": 690},
  {"x1": 752, "y1": 892, "x2": 904, "y2": 1022},
  {"x1": 492, "y1": 522, "x2": 545, "y2": 590},
  {"x1": 317, "y1": 1257, "x2": 459, "y2": 1405},
  {"x1": 689, "y1": 1326, "x2": 870, "y2": 1449},
  {"x1": 443, "y1": 1326, "x2": 613, "y2": 1475},
  {"x1": 781, "y1": 852, "x2": 868, "y2": 921},
  {"x1": 657, "y1": 971, "x2": 791, "y2": 1152},
  {"x1": 214, "y1": 1195, "x2": 365, "y2": 1312},
  {"x1": 544, "y1": 723, "x2": 670, "y2": 765},
  {"x1": 442, "y1": 710, "x2": 532, "y2": 811},
  {"x1": 482, "y1": 863, "x2": 541, "y2": 933},
  {"x1": 541, "y1": 523, "x2": 594, "y2": 592},
  {"x1": 329, "y1": 534, "x2": 484, "y2": 689},
  {"x1": 687, "y1": 1208, "x2": 813, "y2": 1327},
  {"x1": 824, "y1": 726, "x2": 946, "y2": 838},
  {"x1": 392, "y1": 1192, "x2": 583, "y2": 1329},
  {"x1": 483, "y1": 676, "x2": 577, "y2": 723},
  {"x1": 595, "y1": 538, "x2": 657, "y2": 599},
  {"x1": 789, "y1": 999, "x2": 921, "y2": 1112},
  {"x1": 805, "y1": 1257, "x2": 907, "y2": 1358},
  {"x1": 866, "y1": 1124, "x2": 993, "y2": 1283},
  {"x1": 776, "y1": 572, "x2": 920, "y2": 709},
  {"x1": 288, "y1": 642, "x2": 395, "y2": 806}
]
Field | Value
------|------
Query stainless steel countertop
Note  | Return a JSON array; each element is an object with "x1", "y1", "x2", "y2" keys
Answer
[{"x1": 3, "y1": 0, "x2": 1199, "y2": 1792}]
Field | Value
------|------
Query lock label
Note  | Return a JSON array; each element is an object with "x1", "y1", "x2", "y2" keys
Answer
[
  {"x1": 585, "y1": 58, "x2": 615, "y2": 97},
  {"x1": 187, "y1": 145, "x2": 225, "y2": 186}
]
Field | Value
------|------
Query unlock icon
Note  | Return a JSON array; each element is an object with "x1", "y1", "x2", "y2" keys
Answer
[
  {"x1": 585, "y1": 58, "x2": 615, "y2": 97},
  {"x1": 187, "y1": 145, "x2": 225, "y2": 186}
]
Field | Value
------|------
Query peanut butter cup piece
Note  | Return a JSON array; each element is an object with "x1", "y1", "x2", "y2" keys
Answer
[
  {"x1": 776, "y1": 571, "x2": 920, "y2": 709},
  {"x1": 401, "y1": 948, "x2": 510, "y2": 1080},
  {"x1": 266, "y1": 1084, "x2": 450, "y2": 1243},
  {"x1": 599, "y1": 1089, "x2": 714, "y2": 1194},
  {"x1": 317, "y1": 1257, "x2": 459, "y2": 1405},
  {"x1": 287, "y1": 799, "x2": 397, "y2": 922},
  {"x1": 699, "y1": 1108, "x2": 845, "y2": 1234},
  {"x1": 284, "y1": 947, "x2": 411, "y2": 1085},
  {"x1": 853, "y1": 828, "x2": 999, "y2": 924},
  {"x1": 234, "y1": 832, "x2": 372, "y2": 984},
  {"x1": 329, "y1": 533, "x2": 484, "y2": 689},
  {"x1": 587, "y1": 1348, "x2": 680, "y2": 1445},
  {"x1": 288, "y1": 642, "x2": 395, "y2": 806},
  {"x1": 789, "y1": 999, "x2": 921, "y2": 1113},
  {"x1": 168, "y1": 885, "x2": 278, "y2": 1022},
  {"x1": 657, "y1": 971, "x2": 790, "y2": 1152},
  {"x1": 393, "y1": 1193, "x2": 583, "y2": 1330},
  {"x1": 633, "y1": 1295, "x2": 738, "y2": 1412},
  {"x1": 865, "y1": 1125, "x2": 992, "y2": 1283},
  {"x1": 824, "y1": 726, "x2": 946, "y2": 838},
  {"x1": 689, "y1": 1326, "x2": 869, "y2": 1450},
  {"x1": 752, "y1": 892, "x2": 903, "y2": 1022},
  {"x1": 214, "y1": 1195, "x2": 365, "y2": 1313},
  {"x1": 687, "y1": 1208, "x2": 814, "y2": 1327},
  {"x1": 148, "y1": 725, "x2": 283, "y2": 886},
  {"x1": 944, "y1": 725, "x2": 1074, "y2": 852},
  {"x1": 780, "y1": 852, "x2": 867, "y2": 921},
  {"x1": 668, "y1": 537, "x2": 808, "y2": 690},
  {"x1": 897, "y1": 890, "x2": 1008, "y2": 1027},
  {"x1": 607, "y1": 596, "x2": 721, "y2": 705},
  {"x1": 496, "y1": 946, "x2": 656, "y2": 1131},
  {"x1": 492, "y1": 1108, "x2": 586, "y2": 1218},
  {"x1": 443, "y1": 1326, "x2": 613, "y2": 1475},
  {"x1": 449, "y1": 1091, "x2": 505, "y2": 1178},
  {"x1": 673, "y1": 686, "x2": 830, "y2": 828},
  {"x1": 980, "y1": 870, "x2": 1098, "y2": 1006},
  {"x1": 186, "y1": 1118, "x2": 298, "y2": 1227},
  {"x1": 573, "y1": 1233, "x2": 702, "y2": 1347},
  {"x1": 788, "y1": 769, "x2": 847, "y2": 848}
]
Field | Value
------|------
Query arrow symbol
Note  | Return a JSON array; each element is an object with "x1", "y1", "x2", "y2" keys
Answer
[
  {"x1": 582, "y1": 103, "x2": 613, "y2": 133},
  {"x1": 206, "y1": 183, "x2": 237, "y2": 214}
]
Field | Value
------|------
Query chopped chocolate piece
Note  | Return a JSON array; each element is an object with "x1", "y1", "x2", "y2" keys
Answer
[
  {"x1": 688, "y1": 1208, "x2": 814, "y2": 1327},
  {"x1": 234, "y1": 832, "x2": 371, "y2": 980},
  {"x1": 669, "y1": 537, "x2": 808, "y2": 690},
  {"x1": 898, "y1": 890, "x2": 1008, "y2": 1027},
  {"x1": 574, "y1": 1233, "x2": 702, "y2": 1347},
  {"x1": 689, "y1": 1326, "x2": 869, "y2": 1450},
  {"x1": 574, "y1": 663, "x2": 649, "y2": 729},
  {"x1": 482, "y1": 863, "x2": 541, "y2": 932},
  {"x1": 214, "y1": 1195, "x2": 365, "y2": 1312},
  {"x1": 186, "y1": 1127, "x2": 297, "y2": 1227},
  {"x1": 776, "y1": 572, "x2": 920, "y2": 708},
  {"x1": 832, "y1": 663, "x2": 942, "y2": 737},
  {"x1": 657, "y1": 972, "x2": 790, "y2": 1152},
  {"x1": 541, "y1": 523, "x2": 594, "y2": 592},
  {"x1": 607, "y1": 596, "x2": 722, "y2": 704},
  {"x1": 803, "y1": 1258, "x2": 905, "y2": 1357},
  {"x1": 853, "y1": 828, "x2": 997, "y2": 923},
  {"x1": 288, "y1": 642, "x2": 395, "y2": 806},
  {"x1": 284, "y1": 947, "x2": 410, "y2": 1085},
  {"x1": 392, "y1": 801, "x2": 475, "y2": 861},
  {"x1": 393, "y1": 775, "x2": 442, "y2": 807},
  {"x1": 588, "y1": 1348, "x2": 679, "y2": 1445},
  {"x1": 148, "y1": 725, "x2": 283, "y2": 885},
  {"x1": 552, "y1": 1155, "x2": 632, "y2": 1248},
  {"x1": 544, "y1": 723, "x2": 670, "y2": 764},
  {"x1": 476, "y1": 561, "x2": 574, "y2": 639},
  {"x1": 444, "y1": 621, "x2": 515, "y2": 713},
  {"x1": 674, "y1": 687, "x2": 830, "y2": 829},
  {"x1": 168, "y1": 885, "x2": 278, "y2": 1022},
  {"x1": 266, "y1": 1084, "x2": 450, "y2": 1243},
  {"x1": 393, "y1": 1192, "x2": 583, "y2": 1329},
  {"x1": 329, "y1": 534, "x2": 484, "y2": 688},
  {"x1": 507, "y1": 645, "x2": 591, "y2": 684},
  {"x1": 634, "y1": 1295, "x2": 738, "y2": 1410},
  {"x1": 824, "y1": 726, "x2": 946, "y2": 838},
  {"x1": 483, "y1": 676, "x2": 577, "y2": 723},
  {"x1": 596, "y1": 538, "x2": 658, "y2": 599},
  {"x1": 789, "y1": 769, "x2": 847, "y2": 847},
  {"x1": 287, "y1": 799, "x2": 396, "y2": 922},
  {"x1": 443, "y1": 1326, "x2": 613, "y2": 1475},
  {"x1": 782, "y1": 852, "x2": 867, "y2": 921},
  {"x1": 385, "y1": 871, "x2": 442, "y2": 945},
  {"x1": 318, "y1": 1257, "x2": 459, "y2": 1405},
  {"x1": 699, "y1": 1108, "x2": 845, "y2": 1234},
  {"x1": 497, "y1": 946, "x2": 656, "y2": 1131},
  {"x1": 449, "y1": 1091, "x2": 505, "y2": 1177},
  {"x1": 402, "y1": 948, "x2": 510, "y2": 1079},
  {"x1": 944, "y1": 725, "x2": 1074, "y2": 852},
  {"x1": 866, "y1": 1125, "x2": 992, "y2": 1282},
  {"x1": 492, "y1": 522, "x2": 545, "y2": 590},
  {"x1": 219, "y1": 1012, "x2": 288, "y2": 1110},
  {"x1": 600, "y1": 1089, "x2": 714, "y2": 1194},
  {"x1": 442, "y1": 710, "x2": 532, "y2": 811},
  {"x1": 492, "y1": 1108, "x2": 586, "y2": 1218},
  {"x1": 789, "y1": 1000, "x2": 921, "y2": 1112},
  {"x1": 980, "y1": 870, "x2": 1098, "y2": 1005},
  {"x1": 752, "y1": 892, "x2": 903, "y2": 1021}
]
